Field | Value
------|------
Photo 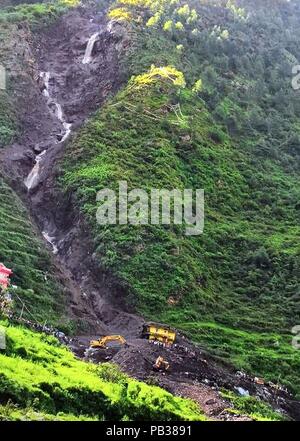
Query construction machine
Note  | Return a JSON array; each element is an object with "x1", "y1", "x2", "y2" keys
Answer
[
  {"x1": 153, "y1": 356, "x2": 170, "y2": 372},
  {"x1": 90, "y1": 335, "x2": 127, "y2": 349},
  {"x1": 142, "y1": 322, "x2": 176, "y2": 346}
]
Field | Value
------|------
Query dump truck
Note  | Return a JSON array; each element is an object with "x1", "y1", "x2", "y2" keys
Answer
[
  {"x1": 90, "y1": 335, "x2": 127, "y2": 349},
  {"x1": 142, "y1": 322, "x2": 176, "y2": 346}
]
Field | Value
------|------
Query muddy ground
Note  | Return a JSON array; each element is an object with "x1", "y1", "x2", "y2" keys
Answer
[
  {"x1": 70, "y1": 332, "x2": 300, "y2": 421},
  {"x1": 1, "y1": 3, "x2": 300, "y2": 421}
]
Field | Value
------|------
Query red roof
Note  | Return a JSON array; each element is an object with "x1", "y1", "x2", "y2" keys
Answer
[{"x1": 0, "y1": 263, "x2": 12, "y2": 276}]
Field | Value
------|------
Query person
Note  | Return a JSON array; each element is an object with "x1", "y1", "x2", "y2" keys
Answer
[{"x1": 0, "y1": 290, "x2": 13, "y2": 318}]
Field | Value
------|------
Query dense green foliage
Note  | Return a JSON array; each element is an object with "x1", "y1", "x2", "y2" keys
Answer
[
  {"x1": 0, "y1": 403, "x2": 98, "y2": 421},
  {"x1": 0, "y1": 0, "x2": 78, "y2": 25},
  {"x1": 61, "y1": 0, "x2": 300, "y2": 396},
  {"x1": 0, "y1": 321, "x2": 203, "y2": 420},
  {"x1": 0, "y1": 93, "x2": 17, "y2": 148},
  {"x1": 0, "y1": 178, "x2": 70, "y2": 328},
  {"x1": 178, "y1": 321, "x2": 300, "y2": 396},
  {"x1": 0, "y1": 23, "x2": 18, "y2": 148}
]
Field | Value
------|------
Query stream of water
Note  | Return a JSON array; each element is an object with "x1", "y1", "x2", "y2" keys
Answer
[
  {"x1": 24, "y1": 150, "x2": 47, "y2": 190},
  {"x1": 24, "y1": 31, "x2": 100, "y2": 253},
  {"x1": 42, "y1": 231, "x2": 59, "y2": 254},
  {"x1": 24, "y1": 72, "x2": 72, "y2": 191},
  {"x1": 82, "y1": 32, "x2": 99, "y2": 64},
  {"x1": 40, "y1": 71, "x2": 50, "y2": 98}
]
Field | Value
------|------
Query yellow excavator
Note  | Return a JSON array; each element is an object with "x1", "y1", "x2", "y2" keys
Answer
[
  {"x1": 90, "y1": 335, "x2": 127, "y2": 349},
  {"x1": 153, "y1": 356, "x2": 170, "y2": 372}
]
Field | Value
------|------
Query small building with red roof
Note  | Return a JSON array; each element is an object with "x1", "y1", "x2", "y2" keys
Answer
[{"x1": 0, "y1": 263, "x2": 12, "y2": 290}]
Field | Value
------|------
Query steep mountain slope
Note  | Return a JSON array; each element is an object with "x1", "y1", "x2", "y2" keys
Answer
[
  {"x1": 0, "y1": 178, "x2": 69, "y2": 327},
  {"x1": 0, "y1": 0, "x2": 212, "y2": 422},
  {"x1": 59, "y1": 0, "x2": 300, "y2": 398},
  {"x1": 0, "y1": 0, "x2": 133, "y2": 333},
  {"x1": 0, "y1": 0, "x2": 300, "y2": 421}
]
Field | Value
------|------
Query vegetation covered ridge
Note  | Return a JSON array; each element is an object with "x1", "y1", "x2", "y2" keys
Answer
[{"x1": 60, "y1": 0, "x2": 300, "y2": 396}]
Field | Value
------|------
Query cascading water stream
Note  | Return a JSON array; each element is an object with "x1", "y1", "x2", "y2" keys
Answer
[
  {"x1": 42, "y1": 231, "x2": 58, "y2": 254},
  {"x1": 40, "y1": 71, "x2": 50, "y2": 98},
  {"x1": 24, "y1": 150, "x2": 47, "y2": 190},
  {"x1": 24, "y1": 72, "x2": 73, "y2": 253},
  {"x1": 24, "y1": 72, "x2": 72, "y2": 192},
  {"x1": 82, "y1": 32, "x2": 99, "y2": 64},
  {"x1": 54, "y1": 102, "x2": 72, "y2": 142},
  {"x1": 55, "y1": 102, "x2": 63, "y2": 121}
]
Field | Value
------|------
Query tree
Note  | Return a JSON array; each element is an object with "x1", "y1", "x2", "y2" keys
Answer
[
  {"x1": 163, "y1": 20, "x2": 173, "y2": 32},
  {"x1": 175, "y1": 21, "x2": 184, "y2": 31},
  {"x1": 193, "y1": 79, "x2": 203, "y2": 93}
]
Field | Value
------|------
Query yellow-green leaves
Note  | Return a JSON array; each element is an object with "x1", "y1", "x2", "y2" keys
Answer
[
  {"x1": 193, "y1": 79, "x2": 203, "y2": 94},
  {"x1": 108, "y1": 7, "x2": 133, "y2": 22},
  {"x1": 133, "y1": 65, "x2": 186, "y2": 89}
]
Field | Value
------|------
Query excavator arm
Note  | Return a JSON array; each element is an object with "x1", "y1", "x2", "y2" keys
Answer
[{"x1": 90, "y1": 335, "x2": 127, "y2": 349}]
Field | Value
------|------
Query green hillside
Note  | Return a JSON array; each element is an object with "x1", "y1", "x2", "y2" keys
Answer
[
  {"x1": 60, "y1": 0, "x2": 300, "y2": 396},
  {"x1": 0, "y1": 0, "x2": 77, "y2": 25},
  {"x1": 0, "y1": 0, "x2": 300, "y2": 422},
  {"x1": 0, "y1": 178, "x2": 69, "y2": 328}
]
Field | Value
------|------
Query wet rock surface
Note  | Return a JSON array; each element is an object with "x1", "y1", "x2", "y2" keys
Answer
[{"x1": 1, "y1": 5, "x2": 132, "y2": 332}]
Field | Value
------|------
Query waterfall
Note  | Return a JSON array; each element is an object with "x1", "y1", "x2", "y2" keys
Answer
[
  {"x1": 42, "y1": 231, "x2": 58, "y2": 254},
  {"x1": 55, "y1": 102, "x2": 63, "y2": 121},
  {"x1": 40, "y1": 71, "x2": 50, "y2": 98},
  {"x1": 82, "y1": 33, "x2": 99, "y2": 64},
  {"x1": 61, "y1": 122, "x2": 72, "y2": 143},
  {"x1": 41, "y1": 73, "x2": 72, "y2": 143},
  {"x1": 54, "y1": 102, "x2": 72, "y2": 143},
  {"x1": 24, "y1": 150, "x2": 46, "y2": 190},
  {"x1": 24, "y1": 72, "x2": 72, "y2": 191}
]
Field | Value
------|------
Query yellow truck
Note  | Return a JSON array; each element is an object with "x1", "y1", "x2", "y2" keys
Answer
[{"x1": 142, "y1": 322, "x2": 176, "y2": 346}]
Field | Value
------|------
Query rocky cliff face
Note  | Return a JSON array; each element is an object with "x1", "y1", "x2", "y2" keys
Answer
[{"x1": 0, "y1": 4, "x2": 134, "y2": 332}]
